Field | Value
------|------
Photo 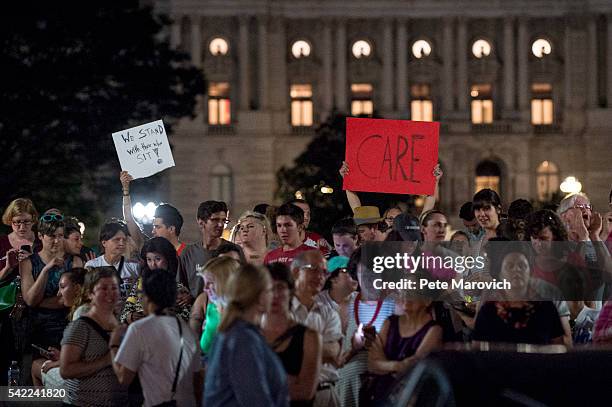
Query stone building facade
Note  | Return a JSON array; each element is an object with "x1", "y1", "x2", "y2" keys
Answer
[{"x1": 155, "y1": 0, "x2": 612, "y2": 241}]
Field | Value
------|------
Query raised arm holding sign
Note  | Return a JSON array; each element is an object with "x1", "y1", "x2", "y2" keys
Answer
[{"x1": 343, "y1": 118, "x2": 439, "y2": 195}]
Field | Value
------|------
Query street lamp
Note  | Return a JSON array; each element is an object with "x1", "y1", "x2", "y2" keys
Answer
[
  {"x1": 560, "y1": 176, "x2": 582, "y2": 195},
  {"x1": 132, "y1": 201, "x2": 158, "y2": 224}
]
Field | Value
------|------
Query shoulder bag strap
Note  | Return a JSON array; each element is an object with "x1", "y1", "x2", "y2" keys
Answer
[
  {"x1": 116, "y1": 256, "x2": 125, "y2": 279},
  {"x1": 171, "y1": 316, "x2": 184, "y2": 399},
  {"x1": 79, "y1": 316, "x2": 111, "y2": 343}
]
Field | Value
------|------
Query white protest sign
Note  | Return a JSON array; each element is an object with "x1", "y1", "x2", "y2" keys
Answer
[{"x1": 112, "y1": 120, "x2": 175, "y2": 179}]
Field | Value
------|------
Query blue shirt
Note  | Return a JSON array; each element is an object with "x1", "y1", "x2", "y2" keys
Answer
[{"x1": 204, "y1": 319, "x2": 289, "y2": 407}]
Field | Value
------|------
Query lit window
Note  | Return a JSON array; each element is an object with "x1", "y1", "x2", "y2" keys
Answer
[
  {"x1": 536, "y1": 161, "x2": 559, "y2": 202},
  {"x1": 412, "y1": 40, "x2": 432, "y2": 59},
  {"x1": 208, "y1": 82, "x2": 231, "y2": 125},
  {"x1": 352, "y1": 40, "x2": 372, "y2": 58},
  {"x1": 209, "y1": 37, "x2": 229, "y2": 56},
  {"x1": 531, "y1": 83, "x2": 553, "y2": 125},
  {"x1": 290, "y1": 84, "x2": 313, "y2": 126},
  {"x1": 210, "y1": 163, "x2": 233, "y2": 204},
  {"x1": 350, "y1": 83, "x2": 373, "y2": 116},
  {"x1": 471, "y1": 84, "x2": 493, "y2": 124},
  {"x1": 532, "y1": 38, "x2": 552, "y2": 58},
  {"x1": 410, "y1": 84, "x2": 433, "y2": 121},
  {"x1": 475, "y1": 160, "x2": 501, "y2": 194},
  {"x1": 291, "y1": 40, "x2": 311, "y2": 58},
  {"x1": 472, "y1": 39, "x2": 491, "y2": 58}
]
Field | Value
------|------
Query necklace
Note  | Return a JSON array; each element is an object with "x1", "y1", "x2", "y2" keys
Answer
[{"x1": 353, "y1": 293, "x2": 383, "y2": 327}]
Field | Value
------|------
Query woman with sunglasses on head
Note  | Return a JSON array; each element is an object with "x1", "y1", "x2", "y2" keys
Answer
[
  {"x1": 237, "y1": 211, "x2": 272, "y2": 265},
  {"x1": 19, "y1": 214, "x2": 75, "y2": 354}
]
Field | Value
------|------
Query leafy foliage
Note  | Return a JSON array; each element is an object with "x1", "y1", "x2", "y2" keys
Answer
[{"x1": 0, "y1": 1, "x2": 204, "y2": 229}]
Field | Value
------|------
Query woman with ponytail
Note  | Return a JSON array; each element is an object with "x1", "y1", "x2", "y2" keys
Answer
[{"x1": 205, "y1": 264, "x2": 289, "y2": 407}]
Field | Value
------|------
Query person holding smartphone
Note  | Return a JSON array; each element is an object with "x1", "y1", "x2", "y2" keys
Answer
[{"x1": 19, "y1": 214, "x2": 70, "y2": 353}]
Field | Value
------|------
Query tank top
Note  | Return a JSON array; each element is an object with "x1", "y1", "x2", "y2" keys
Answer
[
  {"x1": 275, "y1": 324, "x2": 306, "y2": 376},
  {"x1": 200, "y1": 302, "x2": 221, "y2": 354},
  {"x1": 30, "y1": 253, "x2": 64, "y2": 299}
]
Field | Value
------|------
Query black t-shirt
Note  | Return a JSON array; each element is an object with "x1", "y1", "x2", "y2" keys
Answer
[{"x1": 473, "y1": 301, "x2": 564, "y2": 345}]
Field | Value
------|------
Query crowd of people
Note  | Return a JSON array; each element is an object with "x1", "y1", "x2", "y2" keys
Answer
[{"x1": 0, "y1": 166, "x2": 611, "y2": 407}]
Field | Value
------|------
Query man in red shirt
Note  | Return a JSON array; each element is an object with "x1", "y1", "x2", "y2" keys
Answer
[
  {"x1": 264, "y1": 203, "x2": 315, "y2": 265},
  {"x1": 289, "y1": 199, "x2": 332, "y2": 256}
]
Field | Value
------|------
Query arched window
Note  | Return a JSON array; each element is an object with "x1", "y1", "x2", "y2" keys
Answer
[
  {"x1": 352, "y1": 40, "x2": 372, "y2": 58},
  {"x1": 536, "y1": 161, "x2": 559, "y2": 202},
  {"x1": 291, "y1": 40, "x2": 311, "y2": 59},
  {"x1": 210, "y1": 163, "x2": 233, "y2": 204},
  {"x1": 412, "y1": 40, "x2": 432, "y2": 59},
  {"x1": 475, "y1": 160, "x2": 501, "y2": 194},
  {"x1": 472, "y1": 39, "x2": 491, "y2": 58},
  {"x1": 209, "y1": 37, "x2": 229, "y2": 56},
  {"x1": 532, "y1": 38, "x2": 552, "y2": 58}
]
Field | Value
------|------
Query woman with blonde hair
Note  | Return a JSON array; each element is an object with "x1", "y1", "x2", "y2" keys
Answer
[
  {"x1": 190, "y1": 256, "x2": 240, "y2": 355},
  {"x1": 237, "y1": 211, "x2": 272, "y2": 265},
  {"x1": 205, "y1": 264, "x2": 289, "y2": 407}
]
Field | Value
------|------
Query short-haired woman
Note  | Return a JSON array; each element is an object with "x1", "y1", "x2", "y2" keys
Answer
[
  {"x1": 204, "y1": 264, "x2": 289, "y2": 407},
  {"x1": 237, "y1": 211, "x2": 272, "y2": 265},
  {"x1": 85, "y1": 220, "x2": 139, "y2": 299},
  {"x1": 60, "y1": 267, "x2": 128, "y2": 406}
]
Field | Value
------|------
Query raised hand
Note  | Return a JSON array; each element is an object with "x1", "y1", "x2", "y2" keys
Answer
[
  {"x1": 433, "y1": 163, "x2": 443, "y2": 182},
  {"x1": 119, "y1": 171, "x2": 133, "y2": 193},
  {"x1": 339, "y1": 161, "x2": 349, "y2": 178}
]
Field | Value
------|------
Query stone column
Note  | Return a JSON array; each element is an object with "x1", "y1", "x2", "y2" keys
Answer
[
  {"x1": 321, "y1": 20, "x2": 333, "y2": 119},
  {"x1": 517, "y1": 18, "x2": 529, "y2": 114},
  {"x1": 190, "y1": 16, "x2": 202, "y2": 67},
  {"x1": 381, "y1": 19, "x2": 394, "y2": 113},
  {"x1": 503, "y1": 17, "x2": 516, "y2": 114},
  {"x1": 441, "y1": 18, "x2": 454, "y2": 114},
  {"x1": 583, "y1": 18, "x2": 598, "y2": 109},
  {"x1": 607, "y1": 15, "x2": 612, "y2": 107},
  {"x1": 335, "y1": 20, "x2": 347, "y2": 112},
  {"x1": 258, "y1": 16, "x2": 269, "y2": 109},
  {"x1": 456, "y1": 18, "x2": 468, "y2": 113},
  {"x1": 238, "y1": 16, "x2": 250, "y2": 110},
  {"x1": 395, "y1": 19, "x2": 407, "y2": 115}
]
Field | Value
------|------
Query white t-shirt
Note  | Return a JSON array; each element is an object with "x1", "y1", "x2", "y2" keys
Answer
[
  {"x1": 85, "y1": 255, "x2": 139, "y2": 280},
  {"x1": 115, "y1": 315, "x2": 201, "y2": 407}
]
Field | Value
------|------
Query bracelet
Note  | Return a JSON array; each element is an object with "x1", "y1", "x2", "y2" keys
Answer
[{"x1": 109, "y1": 344, "x2": 120, "y2": 350}]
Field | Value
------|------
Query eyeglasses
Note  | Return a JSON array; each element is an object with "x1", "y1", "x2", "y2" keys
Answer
[
  {"x1": 40, "y1": 214, "x2": 64, "y2": 222},
  {"x1": 300, "y1": 264, "x2": 327, "y2": 274},
  {"x1": 12, "y1": 220, "x2": 33, "y2": 227},
  {"x1": 573, "y1": 204, "x2": 592, "y2": 211}
]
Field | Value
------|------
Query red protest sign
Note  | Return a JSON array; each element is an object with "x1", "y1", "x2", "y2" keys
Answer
[{"x1": 343, "y1": 118, "x2": 439, "y2": 195}]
